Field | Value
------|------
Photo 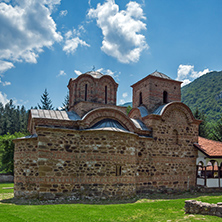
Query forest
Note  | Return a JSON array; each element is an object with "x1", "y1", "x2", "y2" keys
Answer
[{"x1": 0, "y1": 89, "x2": 68, "y2": 174}]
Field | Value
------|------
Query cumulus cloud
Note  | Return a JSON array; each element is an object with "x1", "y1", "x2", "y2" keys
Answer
[
  {"x1": 0, "y1": 0, "x2": 62, "y2": 72},
  {"x1": 88, "y1": 0, "x2": 148, "y2": 63},
  {"x1": 63, "y1": 37, "x2": 90, "y2": 54},
  {"x1": 0, "y1": 91, "x2": 9, "y2": 105},
  {"x1": 63, "y1": 28, "x2": 90, "y2": 54},
  {"x1": 57, "y1": 70, "x2": 66, "y2": 77},
  {"x1": 176, "y1": 64, "x2": 211, "y2": 87},
  {"x1": 59, "y1": 10, "x2": 68, "y2": 17}
]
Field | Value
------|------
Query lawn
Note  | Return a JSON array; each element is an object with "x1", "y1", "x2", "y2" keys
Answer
[{"x1": 0, "y1": 183, "x2": 222, "y2": 222}]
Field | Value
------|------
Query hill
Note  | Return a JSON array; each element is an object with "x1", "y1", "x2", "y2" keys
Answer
[
  {"x1": 181, "y1": 71, "x2": 222, "y2": 121},
  {"x1": 120, "y1": 102, "x2": 132, "y2": 107}
]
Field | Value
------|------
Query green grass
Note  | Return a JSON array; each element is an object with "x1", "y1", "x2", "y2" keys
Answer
[
  {"x1": 0, "y1": 182, "x2": 14, "y2": 193},
  {"x1": 0, "y1": 183, "x2": 222, "y2": 221}
]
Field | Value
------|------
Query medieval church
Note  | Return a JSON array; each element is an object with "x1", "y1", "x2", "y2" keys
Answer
[{"x1": 13, "y1": 71, "x2": 222, "y2": 200}]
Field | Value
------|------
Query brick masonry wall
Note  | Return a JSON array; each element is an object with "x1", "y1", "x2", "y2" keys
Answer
[
  {"x1": 71, "y1": 101, "x2": 127, "y2": 118},
  {"x1": 68, "y1": 74, "x2": 118, "y2": 108},
  {"x1": 132, "y1": 76, "x2": 181, "y2": 112}
]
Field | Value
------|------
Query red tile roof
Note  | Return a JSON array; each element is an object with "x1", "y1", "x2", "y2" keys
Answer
[{"x1": 194, "y1": 137, "x2": 222, "y2": 157}]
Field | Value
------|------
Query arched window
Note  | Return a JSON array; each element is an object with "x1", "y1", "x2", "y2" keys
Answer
[
  {"x1": 163, "y1": 91, "x2": 168, "y2": 103},
  {"x1": 85, "y1": 84, "x2": 88, "y2": 101},
  {"x1": 139, "y1": 92, "x2": 143, "y2": 106},
  {"x1": 105, "y1": 85, "x2": 107, "y2": 104},
  {"x1": 116, "y1": 165, "x2": 122, "y2": 176},
  {"x1": 172, "y1": 129, "x2": 178, "y2": 144},
  {"x1": 197, "y1": 161, "x2": 204, "y2": 178}
]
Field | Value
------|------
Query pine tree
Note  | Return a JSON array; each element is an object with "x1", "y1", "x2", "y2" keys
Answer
[
  {"x1": 38, "y1": 88, "x2": 54, "y2": 110},
  {"x1": 62, "y1": 93, "x2": 69, "y2": 111}
]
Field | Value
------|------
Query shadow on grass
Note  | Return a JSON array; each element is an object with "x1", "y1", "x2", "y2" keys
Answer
[{"x1": 1, "y1": 191, "x2": 222, "y2": 206}]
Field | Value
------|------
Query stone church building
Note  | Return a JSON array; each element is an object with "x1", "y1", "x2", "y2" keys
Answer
[{"x1": 13, "y1": 71, "x2": 222, "y2": 200}]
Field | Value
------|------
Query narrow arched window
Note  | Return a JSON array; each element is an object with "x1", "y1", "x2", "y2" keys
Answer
[
  {"x1": 105, "y1": 85, "x2": 107, "y2": 104},
  {"x1": 116, "y1": 165, "x2": 122, "y2": 176},
  {"x1": 85, "y1": 84, "x2": 87, "y2": 101},
  {"x1": 173, "y1": 129, "x2": 178, "y2": 144},
  {"x1": 139, "y1": 92, "x2": 143, "y2": 106},
  {"x1": 163, "y1": 91, "x2": 168, "y2": 103}
]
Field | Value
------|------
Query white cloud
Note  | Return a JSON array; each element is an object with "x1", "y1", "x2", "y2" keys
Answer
[
  {"x1": 2, "y1": 81, "x2": 11, "y2": 86},
  {"x1": 96, "y1": 68, "x2": 120, "y2": 80},
  {"x1": 63, "y1": 28, "x2": 90, "y2": 54},
  {"x1": 88, "y1": 0, "x2": 148, "y2": 63},
  {"x1": 119, "y1": 99, "x2": 125, "y2": 104},
  {"x1": 191, "y1": 68, "x2": 210, "y2": 79},
  {"x1": 0, "y1": 91, "x2": 9, "y2": 105},
  {"x1": 63, "y1": 37, "x2": 90, "y2": 54},
  {"x1": 176, "y1": 64, "x2": 211, "y2": 87},
  {"x1": 0, "y1": 77, "x2": 11, "y2": 86},
  {"x1": 74, "y1": 70, "x2": 82, "y2": 76},
  {"x1": 122, "y1": 92, "x2": 128, "y2": 98},
  {"x1": 59, "y1": 10, "x2": 68, "y2": 17},
  {"x1": 0, "y1": 60, "x2": 14, "y2": 74},
  {"x1": 57, "y1": 70, "x2": 66, "y2": 77},
  {"x1": 97, "y1": 68, "x2": 114, "y2": 77},
  {"x1": 181, "y1": 79, "x2": 191, "y2": 87},
  {"x1": 0, "y1": 0, "x2": 62, "y2": 73}
]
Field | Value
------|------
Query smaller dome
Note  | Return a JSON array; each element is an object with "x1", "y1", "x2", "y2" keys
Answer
[
  {"x1": 84, "y1": 71, "x2": 103, "y2": 79},
  {"x1": 90, "y1": 119, "x2": 128, "y2": 132}
]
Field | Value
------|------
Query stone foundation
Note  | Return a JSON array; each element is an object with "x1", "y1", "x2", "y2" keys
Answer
[{"x1": 185, "y1": 200, "x2": 222, "y2": 218}]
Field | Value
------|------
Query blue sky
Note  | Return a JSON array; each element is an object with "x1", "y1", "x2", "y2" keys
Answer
[{"x1": 0, "y1": 0, "x2": 222, "y2": 108}]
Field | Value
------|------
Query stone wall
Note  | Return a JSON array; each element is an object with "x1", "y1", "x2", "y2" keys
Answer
[
  {"x1": 14, "y1": 137, "x2": 39, "y2": 198},
  {"x1": 14, "y1": 127, "x2": 139, "y2": 200},
  {"x1": 14, "y1": 119, "x2": 198, "y2": 200},
  {"x1": 0, "y1": 174, "x2": 14, "y2": 183},
  {"x1": 185, "y1": 200, "x2": 222, "y2": 218},
  {"x1": 137, "y1": 104, "x2": 199, "y2": 193}
]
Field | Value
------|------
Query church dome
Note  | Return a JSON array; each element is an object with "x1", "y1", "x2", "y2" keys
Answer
[{"x1": 84, "y1": 71, "x2": 103, "y2": 79}]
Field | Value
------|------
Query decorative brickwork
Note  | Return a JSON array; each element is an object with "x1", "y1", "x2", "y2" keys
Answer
[{"x1": 14, "y1": 71, "x2": 201, "y2": 200}]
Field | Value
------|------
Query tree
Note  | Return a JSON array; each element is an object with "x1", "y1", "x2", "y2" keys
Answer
[
  {"x1": 38, "y1": 88, "x2": 54, "y2": 110},
  {"x1": 0, "y1": 132, "x2": 27, "y2": 174},
  {"x1": 0, "y1": 100, "x2": 29, "y2": 135},
  {"x1": 126, "y1": 105, "x2": 132, "y2": 115},
  {"x1": 193, "y1": 107, "x2": 209, "y2": 138},
  {"x1": 61, "y1": 92, "x2": 69, "y2": 111},
  {"x1": 211, "y1": 115, "x2": 222, "y2": 142}
]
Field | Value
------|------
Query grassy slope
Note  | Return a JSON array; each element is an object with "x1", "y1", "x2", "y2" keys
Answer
[
  {"x1": 181, "y1": 71, "x2": 222, "y2": 121},
  {"x1": 0, "y1": 183, "x2": 222, "y2": 222}
]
